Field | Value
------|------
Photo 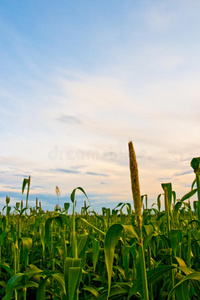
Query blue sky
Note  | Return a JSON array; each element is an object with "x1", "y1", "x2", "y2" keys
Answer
[{"x1": 0, "y1": 0, "x2": 200, "y2": 213}]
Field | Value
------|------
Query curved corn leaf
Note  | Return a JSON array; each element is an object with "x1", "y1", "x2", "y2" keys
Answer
[
  {"x1": 191, "y1": 178, "x2": 196, "y2": 190},
  {"x1": 104, "y1": 224, "x2": 138, "y2": 299},
  {"x1": 128, "y1": 265, "x2": 176, "y2": 299},
  {"x1": 83, "y1": 286, "x2": 99, "y2": 298},
  {"x1": 168, "y1": 271, "x2": 200, "y2": 299},
  {"x1": 36, "y1": 276, "x2": 50, "y2": 300},
  {"x1": 22, "y1": 178, "x2": 29, "y2": 194},
  {"x1": 181, "y1": 189, "x2": 197, "y2": 202},
  {"x1": 70, "y1": 187, "x2": 91, "y2": 205},
  {"x1": 191, "y1": 157, "x2": 200, "y2": 174},
  {"x1": 172, "y1": 191, "x2": 176, "y2": 204},
  {"x1": 23, "y1": 265, "x2": 43, "y2": 278},
  {"x1": 51, "y1": 273, "x2": 66, "y2": 295},
  {"x1": 80, "y1": 218, "x2": 105, "y2": 236},
  {"x1": 4, "y1": 273, "x2": 28, "y2": 300},
  {"x1": 143, "y1": 232, "x2": 157, "y2": 250},
  {"x1": 104, "y1": 224, "x2": 124, "y2": 299},
  {"x1": 0, "y1": 263, "x2": 14, "y2": 277}
]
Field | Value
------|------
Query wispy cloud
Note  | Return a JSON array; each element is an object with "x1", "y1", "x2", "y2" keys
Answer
[
  {"x1": 53, "y1": 168, "x2": 80, "y2": 174},
  {"x1": 86, "y1": 172, "x2": 109, "y2": 177},
  {"x1": 174, "y1": 170, "x2": 193, "y2": 177},
  {"x1": 56, "y1": 115, "x2": 81, "y2": 124}
]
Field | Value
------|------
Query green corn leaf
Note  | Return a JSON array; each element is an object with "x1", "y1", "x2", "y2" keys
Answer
[
  {"x1": 181, "y1": 189, "x2": 197, "y2": 202},
  {"x1": 99, "y1": 287, "x2": 129, "y2": 300},
  {"x1": 168, "y1": 271, "x2": 200, "y2": 299},
  {"x1": 64, "y1": 202, "x2": 70, "y2": 212},
  {"x1": 173, "y1": 257, "x2": 187, "y2": 267},
  {"x1": 77, "y1": 233, "x2": 88, "y2": 256},
  {"x1": 54, "y1": 216, "x2": 63, "y2": 227},
  {"x1": 104, "y1": 224, "x2": 124, "y2": 299},
  {"x1": 0, "y1": 281, "x2": 6, "y2": 288},
  {"x1": 45, "y1": 217, "x2": 53, "y2": 247},
  {"x1": 15, "y1": 280, "x2": 39, "y2": 290},
  {"x1": 126, "y1": 203, "x2": 132, "y2": 215},
  {"x1": 143, "y1": 224, "x2": 154, "y2": 236},
  {"x1": 80, "y1": 218, "x2": 105, "y2": 236},
  {"x1": 68, "y1": 267, "x2": 82, "y2": 300},
  {"x1": 191, "y1": 178, "x2": 197, "y2": 190},
  {"x1": 36, "y1": 276, "x2": 50, "y2": 300},
  {"x1": 19, "y1": 207, "x2": 28, "y2": 216},
  {"x1": 0, "y1": 263, "x2": 14, "y2": 277},
  {"x1": 104, "y1": 224, "x2": 138, "y2": 299},
  {"x1": 128, "y1": 265, "x2": 176, "y2": 299},
  {"x1": 170, "y1": 229, "x2": 179, "y2": 256},
  {"x1": 122, "y1": 245, "x2": 131, "y2": 280},
  {"x1": 122, "y1": 225, "x2": 139, "y2": 239},
  {"x1": 174, "y1": 282, "x2": 190, "y2": 300},
  {"x1": 0, "y1": 230, "x2": 9, "y2": 247},
  {"x1": 191, "y1": 157, "x2": 200, "y2": 174},
  {"x1": 161, "y1": 183, "x2": 172, "y2": 209},
  {"x1": 157, "y1": 194, "x2": 162, "y2": 211},
  {"x1": 143, "y1": 232, "x2": 157, "y2": 250},
  {"x1": 91, "y1": 236, "x2": 99, "y2": 272},
  {"x1": 22, "y1": 178, "x2": 29, "y2": 194},
  {"x1": 64, "y1": 257, "x2": 81, "y2": 297},
  {"x1": 82, "y1": 286, "x2": 99, "y2": 298},
  {"x1": 193, "y1": 201, "x2": 198, "y2": 213},
  {"x1": 174, "y1": 201, "x2": 182, "y2": 213},
  {"x1": 70, "y1": 187, "x2": 91, "y2": 205},
  {"x1": 59, "y1": 214, "x2": 70, "y2": 227},
  {"x1": 113, "y1": 202, "x2": 124, "y2": 209},
  {"x1": 23, "y1": 265, "x2": 43, "y2": 278},
  {"x1": 172, "y1": 191, "x2": 176, "y2": 204},
  {"x1": 4, "y1": 273, "x2": 28, "y2": 300},
  {"x1": 51, "y1": 273, "x2": 66, "y2": 295},
  {"x1": 20, "y1": 237, "x2": 33, "y2": 268}
]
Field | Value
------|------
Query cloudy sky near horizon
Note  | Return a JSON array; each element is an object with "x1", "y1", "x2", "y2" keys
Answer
[{"x1": 0, "y1": 0, "x2": 199, "y2": 212}]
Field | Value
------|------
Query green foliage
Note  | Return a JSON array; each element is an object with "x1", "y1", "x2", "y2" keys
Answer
[{"x1": 1, "y1": 159, "x2": 200, "y2": 300}]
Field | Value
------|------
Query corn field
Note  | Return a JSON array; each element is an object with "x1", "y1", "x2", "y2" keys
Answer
[{"x1": 1, "y1": 143, "x2": 200, "y2": 299}]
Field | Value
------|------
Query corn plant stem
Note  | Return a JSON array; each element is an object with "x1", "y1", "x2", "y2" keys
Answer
[
  {"x1": 138, "y1": 241, "x2": 149, "y2": 300},
  {"x1": 72, "y1": 202, "x2": 78, "y2": 258},
  {"x1": 15, "y1": 290, "x2": 18, "y2": 300},
  {"x1": 26, "y1": 176, "x2": 31, "y2": 209},
  {"x1": 187, "y1": 230, "x2": 191, "y2": 268},
  {"x1": 63, "y1": 225, "x2": 67, "y2": 262},
  {"x1": 23, "y1": 287, "x2": 26, "y2": 300},
  {"x1": 147, "y1": 245, "x2": 153, "y2": 300},
  {"x1": 51, "y1": 222, "x2": 55, "y2": 271},
  {"x1": 164, "y1": 188, "x2": 171, "y2": 238},
  {"x1": 163, "y1": 188, "x2": 175, "y2": 299},
  {"x1": 196, "y1": 174, "x2": 200, "y2": 220},
  {"x1": 13, "y1": 243, "x2": 18, "y2": 300}
]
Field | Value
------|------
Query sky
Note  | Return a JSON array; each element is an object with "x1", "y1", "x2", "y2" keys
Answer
[{"x1": 0, "y1": 0, "x2": 200, "y2": 213}]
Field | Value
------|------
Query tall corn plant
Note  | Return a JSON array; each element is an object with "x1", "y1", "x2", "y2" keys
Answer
[
  {"x1": 191, "y1": 157, "x2": 200, "y2": 220},
  {"x1": 128, "y1": 141, "x2": 149, "y2": 300},
  {"x1": 70, "y1": 187, "x2": 90, "y2": 258},
  {"x1": 22, "y1": 175, "x2": 31, "y2": 209}
]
